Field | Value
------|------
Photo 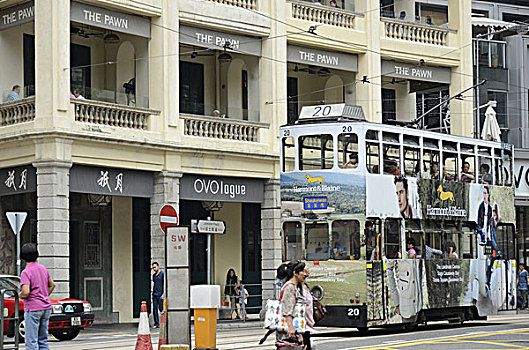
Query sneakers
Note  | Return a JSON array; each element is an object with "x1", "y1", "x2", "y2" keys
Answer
[{"x1": 153, "y1": 325, "x2": 159, "y2": 329}]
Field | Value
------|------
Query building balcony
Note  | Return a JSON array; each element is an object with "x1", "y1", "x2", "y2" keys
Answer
[
  {"x1": 381, "y1": 18, "x2": 451, "y2": 46},
  {"x1": 0, "y1": 97, "x2": 35, "y2": 127},
  {"x1": 71, "y1": 98, "x2": 159, "y2": 131},
  {"x1": 206, "y1": 0, "x2": 256, "y2": 10},
  {"x1": 181, "y1": 113, "x2": 268, "y2": 142},
  {"x1": 289, "y1": 0, "x2": 356, "y2": 29}
]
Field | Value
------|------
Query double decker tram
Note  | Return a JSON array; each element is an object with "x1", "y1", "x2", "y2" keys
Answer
[{"x1": 280, "y1": 104, "x2": 517, "y2": 332}]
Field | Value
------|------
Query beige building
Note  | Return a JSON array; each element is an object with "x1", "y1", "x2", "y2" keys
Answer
[{"x1": 0, "y1": 0, "x2": 473, "y2": 323}]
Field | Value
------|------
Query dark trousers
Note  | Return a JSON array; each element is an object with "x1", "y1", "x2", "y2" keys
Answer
[{"x1": 153, "y1": 294, "x2": 163, "y2": 326}]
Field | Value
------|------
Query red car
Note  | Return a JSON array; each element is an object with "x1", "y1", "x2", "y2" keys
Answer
[{"x1": 1, "y1": 275, "x2": 95, "y2": 341}]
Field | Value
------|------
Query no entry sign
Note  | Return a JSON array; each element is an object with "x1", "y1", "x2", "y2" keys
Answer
[{"x1": 159, "y1": 204, "x2": 179, "y2": 234}]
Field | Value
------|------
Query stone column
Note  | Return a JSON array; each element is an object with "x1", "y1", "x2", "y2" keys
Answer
[
  {"x1": 33, "y1": 160, "x2": 72, "y2": 299},
  {"x1": 261, "y1": 179, "x2": 282, "y2": 306},
  {"x1": 150, "y1": 171, "x2": 182, "y2": 267}
]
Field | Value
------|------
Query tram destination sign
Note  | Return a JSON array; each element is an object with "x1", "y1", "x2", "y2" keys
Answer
[{"x1": 299, "y1": 104, "x2": 365, "y2": 120}]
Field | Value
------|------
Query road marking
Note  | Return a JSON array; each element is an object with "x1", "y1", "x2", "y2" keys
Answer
[
  {"x1": 458, "y1": 339, "x2": 527, "y2": 348},
  {"x1": 337, "y1": 328, "x2": 529, "y2": 350}
]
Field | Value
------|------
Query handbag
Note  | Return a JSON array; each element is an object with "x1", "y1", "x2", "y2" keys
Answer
[
  {"x1": 313, "y1": 298, "x2": 328, "y2": 324},
  {"x1": 263, "y1": 282, "x2": 306, "y2": 332}
]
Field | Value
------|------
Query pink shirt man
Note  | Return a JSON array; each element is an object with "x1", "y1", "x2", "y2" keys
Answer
[{"x1": 20, "y1": 263, "x2": 52, "y2": 312}]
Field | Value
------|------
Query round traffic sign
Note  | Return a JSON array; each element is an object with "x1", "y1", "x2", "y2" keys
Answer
[{"x1": 159, "y1": 204, "x2": 178, "y2": 234}]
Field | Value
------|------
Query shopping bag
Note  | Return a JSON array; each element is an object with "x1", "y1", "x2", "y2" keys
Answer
[{"x1": 263, "y1": 299, "x2": 306, "y2": 332}]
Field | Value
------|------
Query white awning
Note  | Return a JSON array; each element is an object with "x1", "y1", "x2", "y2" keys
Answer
[{"x1": 472, "y1": 17, "x2": 517, "y2": 30}]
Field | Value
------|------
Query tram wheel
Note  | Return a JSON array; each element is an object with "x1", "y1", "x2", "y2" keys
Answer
[{"x1": 357, "y1": 327, "x2": 369, "y2": 335}]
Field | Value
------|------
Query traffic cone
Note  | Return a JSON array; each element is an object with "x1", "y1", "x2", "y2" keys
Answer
[
  {"x1": 158, "y1": 310, "x2": 167, "y2": 349},
  {"x1": 136, "y1": 301, "x2": 153, "y2": 350}
]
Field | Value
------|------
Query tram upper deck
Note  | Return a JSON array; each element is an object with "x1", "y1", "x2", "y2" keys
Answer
[{"x1": 281, "y1": 104, "x2": 513, "y2": 188}]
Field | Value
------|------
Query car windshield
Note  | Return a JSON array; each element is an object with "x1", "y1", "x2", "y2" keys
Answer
[{"x1": 0, "y1": 277, "x2": 19, "y2": 297}]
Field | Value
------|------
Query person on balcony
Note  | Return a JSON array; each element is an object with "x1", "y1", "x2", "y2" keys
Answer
[
  {"x1": 329, "y1": 0, "x2": 338, "y2": 8},
  {"x1": 399, "y1": 11, "x2": 406, "y2": 20},
  {"x1": 6, "y1": 85, "x2": 20, "y2": 102},
  {"x1": 426, "y1": 16, "x2": 433, "y2": 25},
  {"x1": 72, "y1": 89, "x2": 86, "y2": 100}
]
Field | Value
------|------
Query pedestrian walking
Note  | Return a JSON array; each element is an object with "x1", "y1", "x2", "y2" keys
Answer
[
  {"x1": 19, "y1": 243, "x2": 55, "y2": 350},
  {"x1": 277, "y1": 261, "x2": 306, "y2": 348},
  {"x1": 151, "y1": 262, "x2": 164, "y2": 328},
  {"x1": 224, "y1": 268, "x2": 242, "y2": 319},
  {"x1": 517, "y1": 263, "x2": 528, "y2": 310}
]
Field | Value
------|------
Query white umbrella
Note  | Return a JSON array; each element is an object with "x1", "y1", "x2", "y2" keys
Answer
[{"x1": 481, "y1": 105, "x2": 501, "y2": 142}]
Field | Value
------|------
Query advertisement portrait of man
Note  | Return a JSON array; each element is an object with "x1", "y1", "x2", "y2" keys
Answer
[{"x1": 395, "y1": 176, "x2": 413, "y2": 218}]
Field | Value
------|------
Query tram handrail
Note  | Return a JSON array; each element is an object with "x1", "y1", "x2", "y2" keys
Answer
[{"x1": 0, "y1": 288, "x2": 20, "y2": 350}]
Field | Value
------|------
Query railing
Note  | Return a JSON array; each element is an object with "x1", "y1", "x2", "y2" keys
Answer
[
  {"x1": 208, "y1": 0, "x2": 256, "y2": 10},
  {"x1": 290, "y1": 1, "x2": 355, "y2": 29},
  {"x1": 0, "y1": 97, "x2": 36, "y2": 126},
  {"x1": 72, "y1": 99, "x2": 159, "y2": 130},
  {"x1": 182, "y1": 114, "x2": 269, "y2": 142},
  {"x1": 382, "y1": 18, "x2": 450, "y2": 46}
]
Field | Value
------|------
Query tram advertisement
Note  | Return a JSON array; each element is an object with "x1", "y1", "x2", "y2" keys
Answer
[{"x1": 280, "y1": 171, "x2": 366, "y2": 216}]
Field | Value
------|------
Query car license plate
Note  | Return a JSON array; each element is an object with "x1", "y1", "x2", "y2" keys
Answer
[{"x1": 71, "y1": 317, "x2": 81, "y2": 326}]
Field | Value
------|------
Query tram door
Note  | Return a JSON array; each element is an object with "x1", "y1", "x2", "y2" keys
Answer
[
  {"x1": 494, "y1": 224, "x2": 517, "y2": 311},
  {"x1": 366, "y1": 220, "x2": 386, "y2": 321}
]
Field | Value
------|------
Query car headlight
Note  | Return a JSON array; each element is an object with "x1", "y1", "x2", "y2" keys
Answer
[
  {"x1": 52, "y1": 304, "x2": 63, "y2": 314},
  {"x1": 83, "y1": 302, "x2": 92, "y2": 313}
]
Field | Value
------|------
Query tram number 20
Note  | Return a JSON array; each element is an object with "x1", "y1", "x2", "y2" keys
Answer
[{"x1": 347, "y1": 308, "x2": 361, "y2": 318}]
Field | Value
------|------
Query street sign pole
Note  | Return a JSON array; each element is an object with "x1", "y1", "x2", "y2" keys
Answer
[
  {"x1": 16, "y1": 214, "x2": 20, "y2": 276},
  {"x1": 206, "y1": 217, "x2": 211, "y2": 285},
  {"x1": 6, "y1": 212, "x2": 28, "y2": 276}
]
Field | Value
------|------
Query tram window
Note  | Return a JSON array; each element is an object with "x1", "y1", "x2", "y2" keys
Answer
[
  {"x1": 305, "y1": 222, "x2": 329, "y2": 261},
  {"x1": 424, "y1": 232, "x2": 443, "y2": 259},
  {"x1": 424, "y1": 138, "x2": 439, "y2": 149},
  {"x1": 338, "y1": 133, "x2": 359, "y2": 169},
  {"x1": 461, "y1": 232, "x2": 476, "y2": 259},
  {"x1": 496, "y1": 224, "x2": 515, "y2": 260},
  {"x1": 403, "y1": 135, "x2": 419, "y2": 146},
  {"x1": 424, "y1": 149, "x2": 439, "y2": 179},
  {"x1": 382, "y1": 132, "x2": 399, "y2": 143},
  {"x1": 366, "y1": 142, "x2": 380, "y2": 174},
  {"x1": 366, "y1": 129, "x2": 379, "y2": 141},
  {"x1": 331, "y1": 220, "x2": 360, "y2": 260},
  {"x1": 384, "y1": 219, "x2": 401, "y2": 259},
  {"x1": 461, "y1": 143, "x2": 474, "y2": 154},
  {"x1": 443, "y1": 153, "x2": 457, "y2": 182},
  {"x1": 406, "y1": 232, "x2": 421, "y2": 259},
  {"x1": 283, "y1": 221, "x2": 302, "y2": 262},
  {"x1": 503, "y1": 150, "x2": 513, "y2": 186},
  {"x1": 443, "y1": 233, "x2": 459, "y2": 259},
  {"x1": 299, "y1": 134, "x2": 334, "y2": 170},
  {"x1": 478, "y1": 157, "x2": 492, "y2": 184},
  {"x1": 442, "y1": 141, "x2": 457, "y2": 152},
  {"x1": 404, "y1": 147, "x2": 420, "y2": 177},
  {"x1": 494, "y1": 157, "x2": 502, "y2": 186},
  {"x1": 365, "y1": 220, "x2": 381, "y2": 260},
  {"x1": 460, "y1": 155, "x2": 476, "y2": 183},
  {"x1": 383, "y1": 144, "x2": 400, "y2": 175},
  {"x1": 282, "y1": 137, "x2": 295, "y2": 172}
]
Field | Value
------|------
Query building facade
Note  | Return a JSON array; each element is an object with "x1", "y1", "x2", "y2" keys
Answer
[{"x1": 0, "y1": 0, "x2": 473, "y2": 323}]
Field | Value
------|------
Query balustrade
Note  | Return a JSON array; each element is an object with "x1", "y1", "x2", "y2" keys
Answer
[{"x1": 0, "y1": 97, "x2": 36, "y2": 126}]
